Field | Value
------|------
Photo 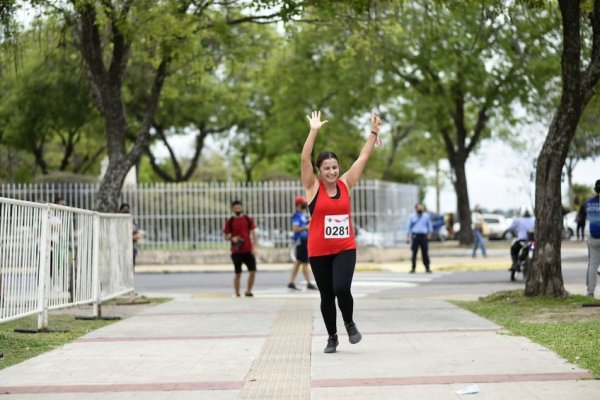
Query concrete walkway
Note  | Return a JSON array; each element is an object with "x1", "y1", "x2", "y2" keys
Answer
[{"x1": 0, "y1": 286, "x2": 598, "y2": 399}]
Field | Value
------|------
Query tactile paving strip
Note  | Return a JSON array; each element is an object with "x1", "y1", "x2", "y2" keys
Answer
[{"x1": 239, "y1": 300, "x2": 313, "y2": 399}]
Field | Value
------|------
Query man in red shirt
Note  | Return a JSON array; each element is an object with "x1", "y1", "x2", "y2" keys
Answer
[{"x1": 223, "y1": 200, "x2": 258, "y2": 297}]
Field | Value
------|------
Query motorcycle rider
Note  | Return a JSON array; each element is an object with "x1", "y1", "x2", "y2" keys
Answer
[{"x1": 508, "y1": 206, "x2": 535, "y2": 282}]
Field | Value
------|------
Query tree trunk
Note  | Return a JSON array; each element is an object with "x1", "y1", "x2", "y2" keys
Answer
[
  {"x1": 525, "y1": 122, "x2": 574, "y2": 297},
  {"x1": 382, "y1": 125, "x2": 410, "y2": 180},
  {"x1": 33, "y1": 144, "x2": 49, "y2": 175},
  {"x1": 145, "y1": 125, "x2": 209, "y2": 182},
  {"x1": 451, "y1": 158, "x2": 473, "y2": 245},
  {"x1": 95, "y1": 108, "x2": 132, "y2": 211},
  {"x1": 567, "y1": 163, "x2": 573, "y2": 210},
  {"x1": 525, "y1": 0, "x2": 596, "y2": 297},
  {"x1": 95, "y1": 156, "x2": 132, "y2": 212},
  {"x1": 564, "y1": 156, "x2": 577, "y2": 209}
]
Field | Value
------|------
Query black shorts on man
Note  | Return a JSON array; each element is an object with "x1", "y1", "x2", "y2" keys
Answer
[
  {"x1": 295, "y1": 237, "x2": 309, "y2": 263},
  {"x1": 231, "y1": 252, "x2": 257, "y2": 274}
]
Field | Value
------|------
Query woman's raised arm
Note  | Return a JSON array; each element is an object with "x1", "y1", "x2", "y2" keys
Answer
[
  {"x1": 341, "y1": 110, "x2": 382, "y2": 190},
  {"x1": 302, "y1": 111, "x2": 328, "y2": 200}
]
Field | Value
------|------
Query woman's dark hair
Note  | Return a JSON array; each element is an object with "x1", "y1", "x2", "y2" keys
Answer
[
  {"x1": 119, "y1": 203, "x2": 130, "y2": 212},
  {"x1": 316, "y1": 151, "x2": 339, "y2": 169}
]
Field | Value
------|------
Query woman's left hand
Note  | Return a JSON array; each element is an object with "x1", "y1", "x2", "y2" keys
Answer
[{"x1": 371, "y1": 109, "x2": 382, "y2": 134}]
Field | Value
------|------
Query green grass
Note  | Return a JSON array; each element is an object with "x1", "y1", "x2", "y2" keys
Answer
[
  {"x1": 0, "y1": 297, "x2": 172, "y2": 370},
  {"x1": 0, "y1": 314, "x2": 117, "y2": 370},
  {"x1": 454, "y1": 290, "x2": 600, "y2": 377}
]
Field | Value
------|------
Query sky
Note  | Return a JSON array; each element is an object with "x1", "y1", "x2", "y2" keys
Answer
[{"x1": 422, "y1": 138, "x2": 599, "y2": 214}]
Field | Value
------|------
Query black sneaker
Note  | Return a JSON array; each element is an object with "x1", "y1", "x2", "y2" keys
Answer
[
  {"x1": 245, "y1": 292, "x2": 254, "y2": 297},
  {"x1": 324, "y1": 334, "x2": 338, "y2": 353},
  {"x1": 345, "y1": 322, "x2": 362, "y2": 344},
  {"x1": 287, "y1": 282, "x2": 300, "y2": 290},
  {"x1": 409, "y1": 269, "x2": 415, "y2": 274},
  {"x1": 307, "y1": 283, "x2": 318, "y2": 290}
]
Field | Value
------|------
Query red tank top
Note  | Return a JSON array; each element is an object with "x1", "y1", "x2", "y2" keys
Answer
[{"x1": 308, "y1": 180, "x2": 356, "y2": 257}]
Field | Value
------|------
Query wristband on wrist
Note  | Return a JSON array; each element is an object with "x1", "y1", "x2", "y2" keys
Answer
[{"x1": 371, "y1": 130, "x2": 379, "y2": 135}]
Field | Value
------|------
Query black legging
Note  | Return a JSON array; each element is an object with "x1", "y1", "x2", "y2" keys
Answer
[{"x1": 309, "y1": 249, "x2": 356, "y2": 336}]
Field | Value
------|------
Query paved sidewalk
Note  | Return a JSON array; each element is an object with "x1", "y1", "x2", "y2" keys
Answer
[{"x1": 0, "y1": 288, "x2": 598, "y2": 399}]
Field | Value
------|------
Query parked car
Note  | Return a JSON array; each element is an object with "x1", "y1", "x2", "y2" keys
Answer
[{"x1": 482, "y1": 213, "x2": 514, "y2": 240}]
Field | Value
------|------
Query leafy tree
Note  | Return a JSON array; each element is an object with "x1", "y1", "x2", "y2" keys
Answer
[
  {"x1": 367, "y1": 1, "x2": 559, "y2": 244},
  {"x1": 245, "y1": 10, "x2": 389, "y2": 182},
  {"x1": 123, "y1": 17, "x2": 279, "y2": 183},
  {"x1": 527, "y1": 0, "x2": 600, "y2": 297},
  {"x1": 20, "y1": 0, "x2": 366, "y2": 211},
  {"x1": 31, "y1": 0, "x2": 310, "y2": 211},
  {"x1": 0, "y1": 0, "x2": 17, "y2": 39},
  {"x1": 0, "y1": 18, "x2": 103, "y2": 175}
]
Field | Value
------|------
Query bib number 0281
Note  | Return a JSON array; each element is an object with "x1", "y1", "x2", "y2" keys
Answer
[
  {"x1": 325, "y1": 225, "x2": 349, "y2": 237},
  {"x1": 324, "y1": 214, "x2": 350, "y2": 239}
]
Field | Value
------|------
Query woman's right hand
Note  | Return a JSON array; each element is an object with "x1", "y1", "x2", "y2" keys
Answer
[{"x1": 306, "y1": 110, "x2": 328, "y2": 130}]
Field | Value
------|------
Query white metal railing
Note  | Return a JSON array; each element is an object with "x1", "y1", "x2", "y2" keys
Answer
[
  {"x1": 0, "y1": 197, "x2": 134, "y2": 329},
  {"x1": 98, "y1": 214, "x2": 134, "y2": 302},
  {"x1": 0, "y1": 180, "x2": 418, "y2": 249},
  {"x1": 0, "y1": 198, "x2": 46, "y2": 323}
]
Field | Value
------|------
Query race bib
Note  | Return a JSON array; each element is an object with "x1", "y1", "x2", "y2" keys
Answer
[{"x1": 324, "y1": 214, "x2": 350, "y2": 239}]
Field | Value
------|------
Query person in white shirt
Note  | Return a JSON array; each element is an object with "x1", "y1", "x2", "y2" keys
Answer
[{"x1": 508, "y1": 207, "x2": 535, "y2": 282}]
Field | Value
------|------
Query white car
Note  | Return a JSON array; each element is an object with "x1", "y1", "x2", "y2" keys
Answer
[
  {"x1": 453, "y1": 213, "x2": 514, "y2": 240},
  {"x1": 482, "y1": 213, "x2": 514, "y2": 240}
]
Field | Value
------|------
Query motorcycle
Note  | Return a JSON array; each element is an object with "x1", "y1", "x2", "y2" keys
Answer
[{"x1": 511, "y1": 232, "x2": 535, "y2": 281}]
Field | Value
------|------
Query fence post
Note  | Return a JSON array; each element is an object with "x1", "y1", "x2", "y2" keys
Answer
[
  {"x1": 36, "y1": 205, "x2": 50, "y2": 331},
  {"x1": 92, "y1": 213, "x2": 101, "y2": 318}
]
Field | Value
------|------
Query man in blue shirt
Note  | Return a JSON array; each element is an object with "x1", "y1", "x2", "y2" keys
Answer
[
  {"x1": 405, "y1": 204, "x2": 433, "y2": 273},
  {"x1": 288, "y1": 196, "x2": 317, "y2": 290},
  {"x1": 585, "y1": 179, "x2": 600, "y2": 298}
]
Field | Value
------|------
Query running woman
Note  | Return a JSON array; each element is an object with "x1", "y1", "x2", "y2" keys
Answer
[{"x1": 301, "y1": 109, "x2": 381, "y2": 353}]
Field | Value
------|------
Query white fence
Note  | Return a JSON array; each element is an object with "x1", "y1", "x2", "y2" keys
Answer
[
  {"x1": 0, "y1": 180, "x2": 418, "y2": 249},
  {"x1": 0, "y1": 197, "x2": 134, "y2": 329}
]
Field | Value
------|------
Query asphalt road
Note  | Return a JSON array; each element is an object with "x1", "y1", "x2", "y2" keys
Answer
[{"x1": 134, "y1": 259, "x2": 591, "y2": 300}]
